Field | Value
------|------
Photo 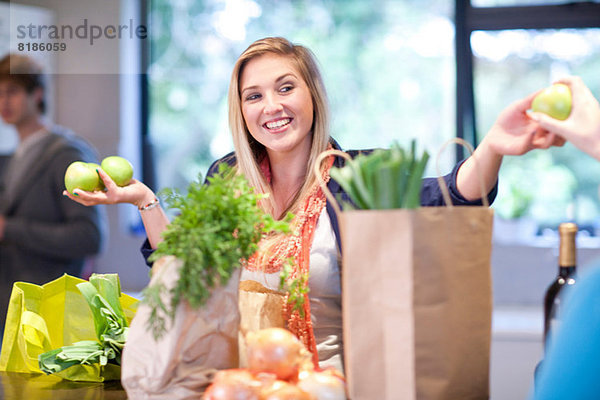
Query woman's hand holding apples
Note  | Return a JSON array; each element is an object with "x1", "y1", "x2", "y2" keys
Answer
[
  {"x1": 64, "y1": 168, "x2": 156, "y2": 209},
  {"x1": 528, "y1": 76, "x2": 600, "y2": 161},
  {"x1": 65, "y1": 167, "x2": 169, "y2": 248},
  {"x1": 64, "y1": 155, "x2": 156, "y2": 209},
  {"x1": 64, "y1": 155, "x2": 169, "y2": 248}
]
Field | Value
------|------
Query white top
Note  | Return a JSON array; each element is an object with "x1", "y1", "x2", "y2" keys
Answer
[{"x1": 240, "y1": 208, "x2": 343, "y2": 372}]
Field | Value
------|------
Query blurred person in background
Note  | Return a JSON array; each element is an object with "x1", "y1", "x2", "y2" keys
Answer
[{"x1": 0, "y1": 54, "x2": 107, "y2": 338}]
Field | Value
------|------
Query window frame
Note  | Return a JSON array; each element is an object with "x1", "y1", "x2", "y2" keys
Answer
[{"x1": 140, "y1": 0, "x2": 155, "y2": 191}]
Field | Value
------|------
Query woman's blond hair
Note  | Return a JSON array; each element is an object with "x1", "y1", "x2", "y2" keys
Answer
[{"x1": 228, "y1": 37, "x2": 330, "y2": 219}]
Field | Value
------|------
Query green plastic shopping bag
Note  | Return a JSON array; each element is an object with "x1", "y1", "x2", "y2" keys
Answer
[{"x1": 0, "y1": 274, "x2": 138, "y2": 382}]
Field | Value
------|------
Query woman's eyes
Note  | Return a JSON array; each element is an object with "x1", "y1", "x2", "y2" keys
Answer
[{"x1": 244, "y1": 85, "x2": 294, "y2": 101}]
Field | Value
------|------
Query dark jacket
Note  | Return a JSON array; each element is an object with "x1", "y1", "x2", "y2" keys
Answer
[{"x1": 141, "y1": 141, "x2": 496, "y2": 264}]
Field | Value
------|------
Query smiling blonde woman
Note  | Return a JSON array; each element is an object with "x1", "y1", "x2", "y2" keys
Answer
[{"x1": 65, "y1": 36, "x2": 564, "y2": 372}]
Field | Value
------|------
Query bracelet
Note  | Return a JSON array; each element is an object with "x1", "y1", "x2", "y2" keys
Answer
[{"x1": 139, "y1": 198, "x2": 160, "y2": 211}]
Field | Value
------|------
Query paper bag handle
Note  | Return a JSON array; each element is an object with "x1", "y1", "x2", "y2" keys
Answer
[
  {"x1": 314, "y1": 139, "x2": 489, "y2": 212},
  {"x1": 435, "y1": 137, "x2": 490, "y2": 208},
  {"x1": 314, "y1": 149, "x2": 350, "y2": 216}
]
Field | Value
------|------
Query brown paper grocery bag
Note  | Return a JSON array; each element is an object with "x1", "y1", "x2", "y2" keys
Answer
[
  {"x1": 341, "y1": 207, "x2": 493, "y2": 400},
  {"x1": 121, "y1": 255, "x2": 240, "y2": 399},
  {"x1": 315, "y1": 142, "x2": 493, "y2": 400},
  {"x1": 238, "y1": 280, "x2": 286, "y2": 367}
]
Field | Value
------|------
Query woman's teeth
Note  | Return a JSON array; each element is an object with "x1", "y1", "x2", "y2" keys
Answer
[{"x1": 265, "y1": 118, "x2": 291, "y2": 129}]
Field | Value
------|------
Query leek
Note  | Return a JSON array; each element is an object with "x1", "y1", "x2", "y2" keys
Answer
[
  {"x1": 39, "y1": 273, "x2": 129, "y2": 375},
  {"x1": 331, "y1": 140, "x2": 430, "y2": 210}
]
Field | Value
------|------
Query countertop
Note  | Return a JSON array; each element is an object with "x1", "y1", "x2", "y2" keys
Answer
[{"x1": 0, "y1": 371, "x2": 127, "y2": 400}]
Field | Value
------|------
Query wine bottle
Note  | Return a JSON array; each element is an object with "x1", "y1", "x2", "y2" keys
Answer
[{"x1": 543, "y1": 222, "x2": 578, "y2": 345}]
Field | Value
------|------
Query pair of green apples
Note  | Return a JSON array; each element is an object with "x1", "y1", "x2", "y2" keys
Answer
[{"x1": 65, "y1": 156, "x2": 133, "y2": 194}]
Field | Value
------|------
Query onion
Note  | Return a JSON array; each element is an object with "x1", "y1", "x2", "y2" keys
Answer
[
  {"x1": 246, "y1": 328, "x2": 307, "y2": 381},
  {"x1": 261, "y1": 380, "x2": 314, "y2": 400},
  {"x1": 204, "y1": 369, "x2": 261, "y2": 400},
  {"x1": 297, "y1": 370, "x2": 347, "y2": 400}
]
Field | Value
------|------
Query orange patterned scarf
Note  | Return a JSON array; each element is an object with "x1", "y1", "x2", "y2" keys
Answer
[{"x1": 245, "y1": 153, "x2": 334, "y2": 367}]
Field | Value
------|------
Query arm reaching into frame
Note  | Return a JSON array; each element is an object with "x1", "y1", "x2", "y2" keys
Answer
[{"x1": 456, "y1": 90, "x2": 565, "y2": 201}]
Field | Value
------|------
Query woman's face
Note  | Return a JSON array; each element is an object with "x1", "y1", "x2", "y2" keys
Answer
[{"x1": 239, "y1": 53, "x2": 314, "y2": 161}]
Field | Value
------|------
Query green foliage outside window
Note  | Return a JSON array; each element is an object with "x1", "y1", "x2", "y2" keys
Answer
[{"x1": 473, "y1": 28, "x2": 600, "y2": 227}]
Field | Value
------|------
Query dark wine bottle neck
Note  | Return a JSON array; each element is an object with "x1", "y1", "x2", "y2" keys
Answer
[{"x1": 558, "y1": 266, "x2": 576, "y2": 277}]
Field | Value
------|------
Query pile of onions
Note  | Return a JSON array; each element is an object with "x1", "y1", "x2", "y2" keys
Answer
[{"x1": 204, "y1": 328, "x2": 347, "y2": 400}]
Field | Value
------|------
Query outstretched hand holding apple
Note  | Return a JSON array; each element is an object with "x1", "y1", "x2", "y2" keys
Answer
[
  {"x1": 455, "y1": 90, "x2": 566, "y2": 202},
  {"x1": 528, "y1": 76, "x2": 600, "y2": 161},
  {"x1": 480, "y1": 90, "x2": 566, "y2": 157}
]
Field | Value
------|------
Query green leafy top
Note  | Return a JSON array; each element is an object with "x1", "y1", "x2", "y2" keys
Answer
[
  {"x1": 145, "y1": 162, "x2": 291, "y2": 339},
  {"x1": 329, "y1": 140, "x2": 430, "y2": 210}
]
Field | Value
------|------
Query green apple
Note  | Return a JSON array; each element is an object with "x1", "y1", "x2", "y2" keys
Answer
[
  {"x1": 531, "y1": 83, "x2": 572, "y2": 121},
  {"x1": 88, "y1": 163, "x2": 105, "y2": 191},
  {"x1": 101, "y1": 156, "x2": 134, "y2": 187},
  {"x1": 64, "y1": 161, "x2": 101, "y2": 194}
]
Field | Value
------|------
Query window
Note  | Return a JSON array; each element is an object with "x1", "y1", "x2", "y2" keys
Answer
[{"x1": 146, "y1": 0, "x2": 457, "y2": 196}]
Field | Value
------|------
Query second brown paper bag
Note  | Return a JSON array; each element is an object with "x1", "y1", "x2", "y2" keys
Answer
[{"x1": 341, "y1": 206, "x2": 493, "y2": 400}]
